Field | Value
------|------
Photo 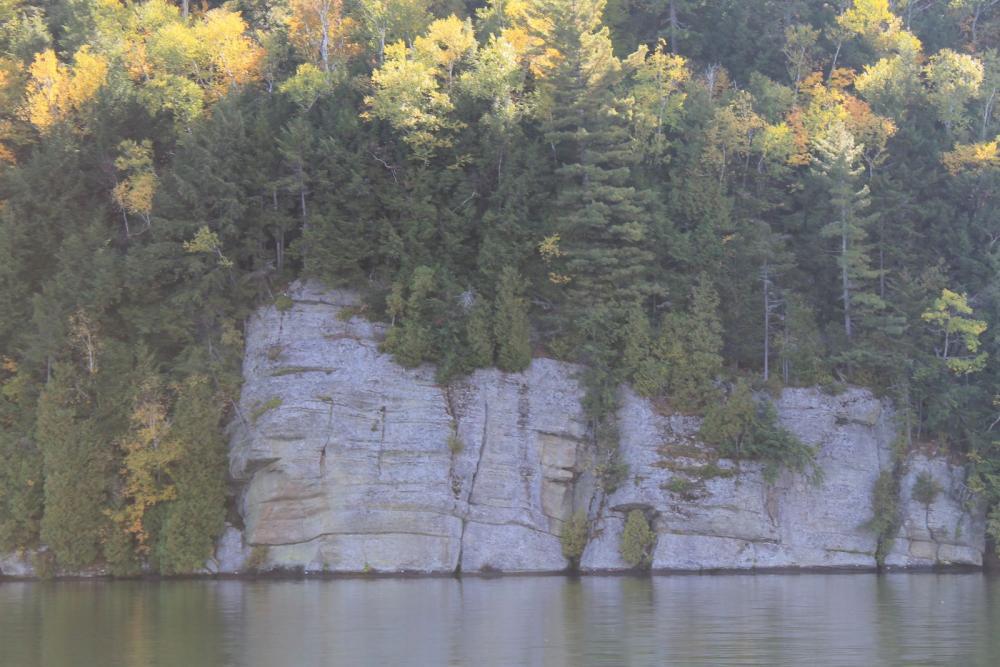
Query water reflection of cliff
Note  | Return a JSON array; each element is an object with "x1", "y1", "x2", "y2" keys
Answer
[{"x1": 1, "y1": 575, "x2": 998, "y2": 666}]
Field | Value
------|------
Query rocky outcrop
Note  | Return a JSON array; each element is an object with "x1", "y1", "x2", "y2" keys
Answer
[{"x1": 223, "y1": 282, "x2": 985, "y2": 575}]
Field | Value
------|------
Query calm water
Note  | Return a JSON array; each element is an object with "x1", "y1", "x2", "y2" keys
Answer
[{"x1": 1, "y1": 573, "x2": 999, "y2": 666}]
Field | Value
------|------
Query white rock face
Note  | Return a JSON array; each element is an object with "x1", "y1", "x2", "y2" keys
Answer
[
  {"x1": 581, "y1": 388, "x2": 985, "y2": 571},
  {"x1": 208, "y1": 524, "x2": 252, "y2": 574},
  {"x1": 224, "y1": 282, "x2": 986, "y2": 574},
  {"x1": 0, "y1": 551, "x2": 35, "y2": 578},
  {"x1": 229, "y1": 283, "x2": 591, "y2": 574}
]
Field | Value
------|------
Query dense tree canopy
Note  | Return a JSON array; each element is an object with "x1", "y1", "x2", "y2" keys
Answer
[{"x1": 0, "y1": 0, "x2": 998, "y2": 570}]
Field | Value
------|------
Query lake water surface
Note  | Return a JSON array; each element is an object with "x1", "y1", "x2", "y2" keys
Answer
[{"x1": 1, "y1": 573, "x2": 998, "y2": 666}]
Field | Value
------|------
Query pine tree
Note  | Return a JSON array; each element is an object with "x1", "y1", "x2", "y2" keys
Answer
[
  {"x1": 621, "y1": 301, "x2": 666, "y2": 396},
  {"x1": 662, "y1": 273, "x2": 724, "y2": 412},
  {"x1": 465, "y1": 295, "x2": 495, "y2": 368},
  {"x1": 384, "y1": 266, "x2": 437, "y2": 367},
  {"x1": 494, "y1": 267, "x2": 532, "y2": 372},
  {"x1": 811, "y1": 121, "x2": 884, "y2": 341},
  {"x1": 532, "y1": 0, "x2": 655, "y2": 313}
]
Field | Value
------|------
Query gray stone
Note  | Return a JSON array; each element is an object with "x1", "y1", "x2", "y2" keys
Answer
[
  {"x1": 211, "y1": 524, "x2": 252, "y2": 574},
  {"x1": 0, "y1": 551, "x2": 35, "y2": 578},
  {"x1": 227, "y1": 282, "x2": 986, "y2": 574}
]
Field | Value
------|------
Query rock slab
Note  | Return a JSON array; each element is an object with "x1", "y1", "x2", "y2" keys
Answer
[{"x1": 223, "y1": 282, "x2": 985, "y2": 574}]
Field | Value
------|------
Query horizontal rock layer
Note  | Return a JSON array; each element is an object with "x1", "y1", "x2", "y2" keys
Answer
[{"x1": 219, "y1": 282, "x2": 985, "y2": 575}]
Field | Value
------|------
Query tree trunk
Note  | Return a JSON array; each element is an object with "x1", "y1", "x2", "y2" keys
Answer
[
  {"x1": 763, "y1": 263, "x2": 770, "y2": 381},
  {"x1": 829, "y1": 40, "x2": 843, "y2": 79},
  {"x1": 669, "y1": 1, "x2": 678, "y2": 52},
  {"x1": 842, "y1": 221, "x2": 852, "y2": 339}
]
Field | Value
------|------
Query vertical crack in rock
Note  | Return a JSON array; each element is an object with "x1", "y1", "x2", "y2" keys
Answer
[
  {"x1": 375, "y1": 405, "x2": 387, "y2": 480},
  {"x1": 456, "y1": 399, "x2": 489, "y2": 573},
  {"x1": 319, "y1": 400, "x2": 335, "y2": 478}
]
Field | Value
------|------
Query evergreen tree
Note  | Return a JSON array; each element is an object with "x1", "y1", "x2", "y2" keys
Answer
[
  {"x1": 662, "y1": 273, "x2": 724, "y2": 412},
  {"x1": 811, "y1": 121, "x2": 884, "y2": 342},
  {"x1": 36, "y1": 364, "x2": 113, "y2": 569},
  {"x1": 465, "y1": 295, "x2": 495, "y2": 368},
  {"x1": 494, "y1": 267, "x2": 532, "y2": 372},
  {"x1": 384, "y1": 266, "x2": 438, "y2": 367},
  {"x1": 157, "y1": 376, "x2": 228, "y2": 575},
  {"x1": 533, "y1": 0, "x2": 656, "y2": 313},
  {"x1": 0, "y1": 363, "x2": 43, "y2": 551},
  {"x1": 621, "y1": 301, "x2": 666, "y2": 396}
]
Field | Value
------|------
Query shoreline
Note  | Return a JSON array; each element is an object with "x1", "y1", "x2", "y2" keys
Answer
[{"x1": 1, "y1": 562, "x2": 987, "y2": 583}]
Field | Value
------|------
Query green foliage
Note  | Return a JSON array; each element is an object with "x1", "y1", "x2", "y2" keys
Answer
[
  {"x1": 700, "y1": 379, "x2": 819, "y2": 483},
  {"x1": 912, "y1": 471, "x2": 941, "y2": 506},
  {"x1": 494, "y1": 267, "x2": 532, "y2": 372},
  {"x1": 560, "y1": 511, "x2": 589, "y2": 566},
  {"x1": 36, "y1": 366, "x2": 113, "y2": 570},
  {"x1": 661, "y1": 274, "x2": 724, "y2": 412},
  {"x1": 465, "y1": 296, "x2": 494, "y2": 368},
  {"x1": 619, "y1": 510, "x2": 655, "y2": 569},
  {"x1": 246, "y1": 545, "x2": 269, "y2": 572},
  {"x1": 0, "y1": 368, "x2": 43, "y2": 551},
  {"x1": 921, "y1": 289, "x2": 989, "y2": 375},
  {"x1": 383, "y1": 267, "x2": 438, "y2": 367},
  {"x1": 274, "y1": 294, "x2": 294, "y2": 312},
  {"x1": 664, "y1": 476, "x2": 695, "y2": 496},
  {"x1": 988, "y1": 505, "x2": 1000, "y2": 546},
  {"x1": 156, "y1": 378, "x2": 228, "y2": 575},
  {"x1": 868, "y1": 469, "x2": 901, "y2": 567},
  {"x1": 447, "y1": 431, "x2": 463, "y2": 455},
  {"x1": 622, "y1": 302, "x2": 667, "y2": 397},
  {"x1": 251, "y1": 397, "x2": 283, "y2": 423}
]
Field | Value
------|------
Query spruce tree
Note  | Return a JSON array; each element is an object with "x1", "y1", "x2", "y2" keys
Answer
[
  {"x1": 465, "y1": 295, "x2": 495, "y2": 368},
  {"x1": 662, "y1": 273, "x2": 723, "y2": 412},
  {"x1": 384, "y1": 267, "x2": 437, "y2": 367},
  {"x1": 621, "y1": 301, "x2": 666, "y2": 396},
  {"x1": 532, "y1": 0, "x2": 656, "y2": 313},
  {"x1": 811, "y1": 121, "x2": 884, "y2": 341},
  {"x1": 494, "y1": 267, "x2": 532, "y2": 372}
]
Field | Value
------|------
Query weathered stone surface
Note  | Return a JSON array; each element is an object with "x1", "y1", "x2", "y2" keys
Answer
[
  {"x1": 0, "y1": 551, "x2": 34, "y2": 578},
  {"x1": 582, "y1": 387, "x2": 897, "y2": 570},
  {"x1": 225, "y1": 282, "x2": 986, "y2": 574},
  {"x1": 230, "y1": 283, "x2": 590, "y2": 573},
  {"x1": 885, "y1": 455, "x2": 986, "y2": 568},
  {"x1": 210, "y1": 524, "x2": 252, "y2": 574}
]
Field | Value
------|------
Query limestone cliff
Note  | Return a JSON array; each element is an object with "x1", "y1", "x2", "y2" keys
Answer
[{"x1": 221, "y1": 282, "x2": 985, "y2": 574}]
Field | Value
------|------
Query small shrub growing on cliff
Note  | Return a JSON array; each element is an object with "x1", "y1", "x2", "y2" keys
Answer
[
  {"x1": 251, "y1": 397, "x2": 283, "y2": 423},
  {"x1": 560, "y1": 512, "x2": 588, "y2": 566},
  {"x1": 665, "y1": 476, "x2": 694, "y2": 495},
  {"x1": 274, "y1": 294, "x2": 294, "y2": 312},
  {"x1": 987, "y1": 506, "x2": 1000, "y2": 545},
  {"x1": 619, "y1": 510, "x2": 655, "y2": 568},
  {"x1": 912, "y1": 472, "x2": 941, "y2": 506},
  {"x1": 447, "y1": 432, "x2": 464, "y2": 455},
  {"x1": 246, "y1": 545, "x2": 269, "y2": 572},
  {"x1": 867, "y1": 469, "x2": 901, "y2": 566},
  {"x1": 699, "y1": 379, "x2": 819, "y2": 483}
]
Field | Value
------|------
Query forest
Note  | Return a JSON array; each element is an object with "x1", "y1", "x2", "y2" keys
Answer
[{"x1": 0, "y1": 0, "x2": 997, "y2": 574}]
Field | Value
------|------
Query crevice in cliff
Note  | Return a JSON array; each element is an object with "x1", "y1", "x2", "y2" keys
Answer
[
  {"x1": 319, "y1": 400, "x2": 336, "y2": 478},
  {"x1": 456, "y1": 398, "x2": 489, "y2": 574}
]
